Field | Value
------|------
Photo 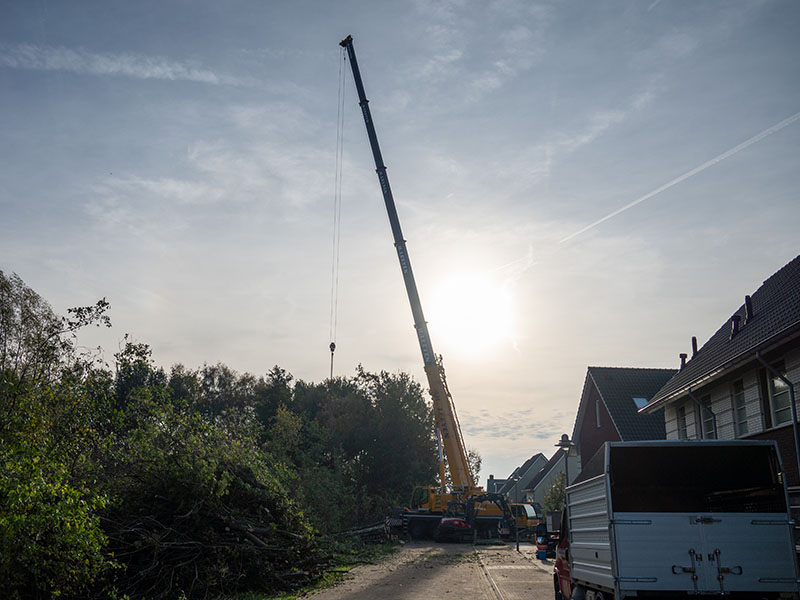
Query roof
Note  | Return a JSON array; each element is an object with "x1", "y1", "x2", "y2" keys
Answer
[
  {"x1": 644, "y1": 255, "x2": 800, "y2": 410},
  {"x1": 522, "y1": 449, "x2": 564, "y2": 493},
  {"x1": 582, "y1": 366, "x2": 676, "y2": 440},
  {"x1": 497, "y1": 453, "x2": 544, "y2": 495}
]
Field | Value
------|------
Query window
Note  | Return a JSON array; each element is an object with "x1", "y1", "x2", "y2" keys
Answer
[
  {"x1": 732, "y1": 379, "x2": 748, "y2": 436},
  {"x1": 632, "y1": 397, "x2": 648, "y2": 410},
  {"x1": 699, "y1": 395, "x2": 715, "y2": 439},
  {"x1": 769, "y1": 362, "x2": 792, "y2": 426},
  {"x1": 595, "y1": 397, "x2": 601, "y2": 428},
  {"x1": 676, "y1": 404, "x2": 687, "y2": 439}
]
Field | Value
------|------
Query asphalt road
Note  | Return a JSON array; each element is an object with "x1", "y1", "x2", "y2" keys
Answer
[{"x1": 307, "y1": 541, "x2": 554, "y2": 600}]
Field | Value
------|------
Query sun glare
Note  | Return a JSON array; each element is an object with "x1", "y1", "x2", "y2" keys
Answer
[{"x1": 426, "y1": 273, "x2": 515, "y2": 357}]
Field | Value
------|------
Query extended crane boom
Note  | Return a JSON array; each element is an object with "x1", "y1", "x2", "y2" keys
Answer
[{"x1": 339, "y1": 35, "x2": 475, "y2": 493}]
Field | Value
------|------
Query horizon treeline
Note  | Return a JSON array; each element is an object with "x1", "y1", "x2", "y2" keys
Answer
[{"x1": 0, "y1": 270, "x2": 439, "y2": 599}]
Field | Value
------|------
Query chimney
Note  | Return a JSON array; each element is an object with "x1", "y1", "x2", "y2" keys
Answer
[
  {"x1": 730, "y1": 314, "x2": 741, "y2": 338},
  {"x1": 744, "y1": 295, "x2": 754, "y2": 323},
  {"x1": 691, "y1": 336, "x2": 698, "y2": 357},
  {"x1": 680, "y1": 353, "x2": 688, "y2": 369}
]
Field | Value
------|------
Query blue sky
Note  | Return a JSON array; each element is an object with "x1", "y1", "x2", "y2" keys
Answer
[{"x1": 2, "y1": 0, "x2": 799, "y2": 483}]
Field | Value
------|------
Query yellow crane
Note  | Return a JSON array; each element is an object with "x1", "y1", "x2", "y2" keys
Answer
[{"x1": 340, "y1": 35, "x2": 512, "y2": 538}]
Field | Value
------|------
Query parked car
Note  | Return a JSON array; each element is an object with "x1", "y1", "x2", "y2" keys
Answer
[
  {"x1": 434, "y1": 502, "x2": 472, "y2": 542},
  {"x1": 433, "y1": 515, "x2": 472, "y2": 542}
]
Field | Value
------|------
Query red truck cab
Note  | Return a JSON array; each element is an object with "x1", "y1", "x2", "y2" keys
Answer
[{"x1": 553, "y1": 509, "x2": 572, "y2": 600}]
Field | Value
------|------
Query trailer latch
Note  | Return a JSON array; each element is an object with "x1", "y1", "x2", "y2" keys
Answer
[{"x1": 694, "y1": 516, "x2": 721, "y2": 524}]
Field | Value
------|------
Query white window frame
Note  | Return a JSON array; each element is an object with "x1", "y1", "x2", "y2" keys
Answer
[
  {"x1": 676, "y1": 404, "x2": 688, "y2": 440},
  {"x1": 768, "y1": 362, "x2": 792, "y2": 427},
  {"x1": 697, "y1": 395, "x2": 715, "y2": 439},
  {"x1": 731, "y1": 379, "x2": 748, "y2": 437}
]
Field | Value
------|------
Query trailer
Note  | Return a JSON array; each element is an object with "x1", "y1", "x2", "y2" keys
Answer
[{"x1": 555, "y1": 440, "x2": 799, "y2": 600}]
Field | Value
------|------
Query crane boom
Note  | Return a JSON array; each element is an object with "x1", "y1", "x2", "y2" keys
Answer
[{"x1": 339, "y1": 35, "x2": 475, "y2": 492}]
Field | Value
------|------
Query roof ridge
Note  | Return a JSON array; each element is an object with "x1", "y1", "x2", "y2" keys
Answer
[{"x1": 588, "y1": 365, "x2": 676, "y2": 371}]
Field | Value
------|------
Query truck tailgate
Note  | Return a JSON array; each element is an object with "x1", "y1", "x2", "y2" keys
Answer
[{"x1": 613, "y1": 511, "x2": 799, "y2": 595}]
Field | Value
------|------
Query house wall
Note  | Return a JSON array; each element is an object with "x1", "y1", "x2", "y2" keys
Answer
[
  {"x1": 527, "y1": 454, "x2": 562, "y2": 506},
  {"x1": 663, "y1": 344, "x2": 800, "y2": 486},
  {"x1": 577, "y1": 380, "x2": 621, "y2": 470},
  {"x1": 523, "y1": 454, "x2": 579, "y2": 506},
  {"x1": 504, "y1": 454, "x2": 547, "y2": 502}
]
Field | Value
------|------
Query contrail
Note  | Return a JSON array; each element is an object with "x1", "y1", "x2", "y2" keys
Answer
[{"x1": 559, "y1": 111, "x2": 800, "y2": 244}]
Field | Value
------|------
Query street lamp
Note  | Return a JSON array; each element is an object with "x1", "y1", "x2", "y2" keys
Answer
[
  {"x1": 511, "y1": 474, "x2": 520, "y2": 552},
  {"x1": 555, "y1": 434, "x2": 575, "y2": 490}
]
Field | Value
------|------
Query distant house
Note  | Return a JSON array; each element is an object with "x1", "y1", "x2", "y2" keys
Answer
[
  {"x1": 522, "y1": 449, "x2": 575, "y2": 507},
  {"x1": 573, "y1": 366, "x2": 676, "y2": 475},
  {"x1": 641, "y1": 255, "x2": 800, "y2": 493},
  {"x1": 486, "y1": 474, "x2": 506, "y2": 494},
  {"x1": 495, "y1": 453, "x2": 547, "y2": 503}
]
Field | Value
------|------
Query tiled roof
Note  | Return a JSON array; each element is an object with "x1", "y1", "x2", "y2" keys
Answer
[
  {"x1": 645, "y1": 255, "x2": 800, "y2": 409},
  {"x1": 522, "y1": 449, "x2": 564, "y2": 492},
  {"x1": 589, "y1": 366, "x2": 676, "y2": 439},
  {"x1": 497, "y1": 453, "x2": 544, "y2": 495}
]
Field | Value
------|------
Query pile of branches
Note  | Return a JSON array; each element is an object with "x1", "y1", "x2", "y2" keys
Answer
[{"x1": 101, "y1": 464, "x2": 332, "y2": 599}]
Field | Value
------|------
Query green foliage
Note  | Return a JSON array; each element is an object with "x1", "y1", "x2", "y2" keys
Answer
[
  {"x1": 543, "y1": 471, "x2": 566, "y2": 513},
  {"x1": 0, "y1": 271, "x2": 442, "y2": 598},
  {"x1": 0, "y1": 439, "x2": 110, "y2": 598}
]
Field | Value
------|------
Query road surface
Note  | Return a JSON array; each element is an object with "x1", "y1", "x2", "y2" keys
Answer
[{"x1": 308, "y1": 541, "x2": 554, "y2": 600}]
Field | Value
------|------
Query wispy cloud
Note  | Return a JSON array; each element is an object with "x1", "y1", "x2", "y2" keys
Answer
[
  {"x1": 0, "y1": 43, "x2": 230, "y2": 84},
  {"x1": 410, "y1": 0, "x2": 550, "y2": 103},
  {"x1": 559, "y1": 110, "x2": 800, "y2": 243},
  {"x1": 461, "y1": 407, "x2": 568, "y2": 442}
]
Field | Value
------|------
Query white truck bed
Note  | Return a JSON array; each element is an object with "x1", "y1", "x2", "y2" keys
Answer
[{"x1": 566, "y1": 441, "x2": 799, "y2": 598}]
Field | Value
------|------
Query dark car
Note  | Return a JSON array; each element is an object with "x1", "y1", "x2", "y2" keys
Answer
[
  {"x1": 433, "y1": 515, "x2": 472, "y2": 542},
  {"x1": 434, "y1": 501, "x2": 473, "y2": 542}
]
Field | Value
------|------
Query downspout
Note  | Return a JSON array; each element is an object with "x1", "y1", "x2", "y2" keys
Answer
[
  {"x1": 755, "y1": 351, "x2": 800, "y2": 487},
  {"x1": 687, "y1": 388, "x2": 718, "y2": 439}
]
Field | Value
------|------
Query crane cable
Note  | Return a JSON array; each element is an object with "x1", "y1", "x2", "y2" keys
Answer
[{"x1": 329, "y1": 46, "x2": 346, "y2": 379}]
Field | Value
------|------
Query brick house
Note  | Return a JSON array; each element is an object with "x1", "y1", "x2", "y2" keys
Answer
[
  {"x1": 572, "y1": 366, "x2": 676, "y2": 473},
  {"x1": 641, "y1": 255, "x2": 800, "y2": 495}
]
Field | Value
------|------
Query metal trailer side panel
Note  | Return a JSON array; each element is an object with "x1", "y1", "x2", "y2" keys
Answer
[
  {"x1": 567, "y1": 475, "x2": 614, "y2": 591},
  {"x1": 612, "y1": 512, "x2": 799, "y2": 595}
]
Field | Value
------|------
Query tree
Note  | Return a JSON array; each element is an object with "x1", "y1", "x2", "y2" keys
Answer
[
  {"x1": 468, "y1": 447, "x2": 482, "y2": 483},
  {"x1": 0, "y1": 269, "x2": 109, "y2": 386},
  {"x1": 543, "y1": 472, "x2": 566, "y2": 513}
]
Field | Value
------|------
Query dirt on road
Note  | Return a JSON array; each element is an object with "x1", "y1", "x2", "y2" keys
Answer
[{"x1": 307, "y1": 541, "x2": 554, "y2": 600}]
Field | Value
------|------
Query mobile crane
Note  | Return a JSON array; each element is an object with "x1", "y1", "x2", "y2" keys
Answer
[{"x1": 339, "y1": 35, "x2": 512, "y2": 539}]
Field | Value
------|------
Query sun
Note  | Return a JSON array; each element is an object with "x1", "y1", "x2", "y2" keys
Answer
[{"x1": 426, "y1": 273, "x2": 515, "y2": 357}]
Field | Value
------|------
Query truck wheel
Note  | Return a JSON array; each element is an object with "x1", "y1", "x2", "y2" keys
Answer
[
  {"x1": 409, "y1": 520, "x2": 426, "y2": 540},
  {"x1": 554, "y1": 575, "x2": 564, "y2": 600}
]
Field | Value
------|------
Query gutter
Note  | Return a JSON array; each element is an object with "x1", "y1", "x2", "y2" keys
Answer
[{"x1": 640, "y1": 324, "x2": 800, "y2": 414}]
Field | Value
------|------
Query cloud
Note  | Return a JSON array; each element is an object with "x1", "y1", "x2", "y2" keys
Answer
[
  {"x1": 460, "y1": 407, "x2": 569, "y2": 442},
  {"x1": 559, "y1": 110, "x2": 800, "y2": 244},
  {"x1": 410, "y1": 1, "x2": 550, "y2": 103},
  {"x1": 0, "y1": 43, "x2": 231, "y2": 84}
]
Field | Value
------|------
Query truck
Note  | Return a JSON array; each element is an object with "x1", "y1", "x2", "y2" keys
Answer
[
  {"x1": 339, "y1": 35, "x2": 514, "y2": 539},
  {"x1": 554, "y1": 440, "x2": 799, "y2": 600}
]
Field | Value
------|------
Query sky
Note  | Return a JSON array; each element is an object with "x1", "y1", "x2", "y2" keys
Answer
[{"x1": 2, "y1": 0, "x2": 799, "y2": 485}]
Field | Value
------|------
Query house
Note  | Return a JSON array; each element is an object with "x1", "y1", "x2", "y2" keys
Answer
[
  {"x1": 572, "y1": 366, "x2": 676, "y2": 474},
  {"x1": 486, "y1": 474, "x2": 506, "y2": 494},
  {"x1": 495, "y1": 453, "x2": 547, "y2": 503},
  {"x1": 641, "y1": 255, "x2": 800, "y2": 493},
  {"x1": 521, "y1": 448, "x2": 576, "y2": 507}
]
